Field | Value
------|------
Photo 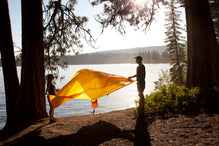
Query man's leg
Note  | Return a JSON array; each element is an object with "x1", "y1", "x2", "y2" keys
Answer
[{"x1": 138, "y1": 91, "x2": 145, "y2": 117}]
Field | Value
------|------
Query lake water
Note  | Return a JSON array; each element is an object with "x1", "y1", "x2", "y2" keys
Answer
[{"x1": 0, "y1": 64, "x2": 170, "y2": 128}]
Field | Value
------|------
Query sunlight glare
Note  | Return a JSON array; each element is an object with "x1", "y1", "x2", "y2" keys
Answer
[
  {"x1": 134, "y1": 0, "x2": 148, "y2": 6},
  {"x1": 133, "y1": 0, "x2": 152, "y2": 9}
]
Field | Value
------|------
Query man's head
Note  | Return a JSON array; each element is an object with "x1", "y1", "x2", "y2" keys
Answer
[{"x1": 135, "y1": 56, "x2": 143, "y2": 64}]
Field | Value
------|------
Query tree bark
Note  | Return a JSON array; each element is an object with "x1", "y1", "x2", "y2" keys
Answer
[
  {"x1": 12, "y1": 0, "x2": 47, "y2": 124},
  {"x1": 208, "y1": 0, "x2": 219, "y2": 88},
  {"x1": 0, "y1": 0, "x2": 20, "y2": 128},
  {"x1": 185, "y1": 0, "x2": 219, "y2": 89},
  {"x1": 185, "y1": 0, "x2": 193, "y2": 88}
]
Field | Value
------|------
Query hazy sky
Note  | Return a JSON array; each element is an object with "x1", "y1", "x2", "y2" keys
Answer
[{"x1": 8, "y1": 0, "x2": 186, "y2": 54}]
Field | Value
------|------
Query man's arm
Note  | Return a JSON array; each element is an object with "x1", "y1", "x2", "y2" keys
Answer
[
  {"x1": 128, "y1": 75, "x2": 136, "y2": 79},
  {"x1": 128, "y1": 75, "x2": 136, "y2": 82}
]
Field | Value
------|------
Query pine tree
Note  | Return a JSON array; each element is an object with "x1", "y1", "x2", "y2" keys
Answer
[{"x1": 164, "y1": 0, "x2": 186, "y2": 85}]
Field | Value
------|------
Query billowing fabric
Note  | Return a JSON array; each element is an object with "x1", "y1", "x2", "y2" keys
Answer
[{"x1": 49, "y1": 69, "x2": 134, "y2": 108}]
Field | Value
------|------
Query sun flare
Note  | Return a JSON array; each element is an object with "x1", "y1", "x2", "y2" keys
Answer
[
  {"x1": 134, "y1": 0, "x2": 148, "y2": 5},
  {"x1": 133, "y1": 0, "x2": 151, "y2": 8}
]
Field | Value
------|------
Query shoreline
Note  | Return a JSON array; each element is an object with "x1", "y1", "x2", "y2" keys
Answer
[
  {"x1": 1, "y1": 108, "x2": 219, "y2": 145},
  {"x1": 0, "y1": 107, "x2": 137, "y2": 130}
]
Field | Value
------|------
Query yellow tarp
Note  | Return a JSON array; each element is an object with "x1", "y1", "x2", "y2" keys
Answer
[{"x1": 49, "y1": 69, "x2": 134, "y2": 108}]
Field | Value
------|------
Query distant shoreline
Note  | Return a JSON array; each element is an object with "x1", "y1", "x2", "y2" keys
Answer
[
  {"x1": 0, "y1": 46, "x2": 169, "y2": 66},
  {"x1": 0, "y1": 62, "x2": 170, "y2": 67}
]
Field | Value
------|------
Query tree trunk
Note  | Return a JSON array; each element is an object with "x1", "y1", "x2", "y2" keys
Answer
[
  {"x1": 208, "y1": 1, "x2": 219, "y2": 88},
  {"x1": 0, "y1": 0, "x2": 20, "y2": 129},
  {"x1": 185, "y1": 0, "x2": 219, "y2": 89},
  {"x1": 184, "y1": 0, "x2": 193, "y2": 88},
  {"x1": 12, "y1": 0, "x2": 47, "y2": 124}
]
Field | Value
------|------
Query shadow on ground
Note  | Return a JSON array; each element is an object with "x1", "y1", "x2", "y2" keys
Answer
[
  {"x1": 134, "y1": 116, "x2": 151, "y2": 146},
  {"x1": 5, "y1": 117, "x2": 151, "y2": 146}
]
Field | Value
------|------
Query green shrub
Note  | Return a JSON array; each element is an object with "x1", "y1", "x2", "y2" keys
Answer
[{"x1": 144, "y1": 83, "x2": 200, "y2": 116}]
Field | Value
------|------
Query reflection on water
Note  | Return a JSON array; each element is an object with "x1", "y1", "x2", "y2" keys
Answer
[{"x1": 0, "y1": 64, "x2": 170, "y2": 128}]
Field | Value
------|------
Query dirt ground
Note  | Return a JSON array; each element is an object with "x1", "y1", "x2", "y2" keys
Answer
[{"x1": 0, "y1": 108, "x2": 219, "y2": 145}]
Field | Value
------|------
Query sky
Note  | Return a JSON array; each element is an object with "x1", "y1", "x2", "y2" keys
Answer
[{"x1": 8, "y1": 0, "x2": 186, "y2": 54}]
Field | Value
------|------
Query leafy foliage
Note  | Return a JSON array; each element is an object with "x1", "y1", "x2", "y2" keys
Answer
[
  {"x1": 164, "y1": 0, "x2": 186, "y2": 85},
  {"x1": 15, "y1": 0, "x2": 96, "y2": 79},
  {"x1": 138, "y1": 82, "x2": 219, "y2": 117},
  {"x1": 144, "y1": 83, "x2": 200, "y2": 116},
  {"x1": 43, "y1": 0, "x2": 96, "y2": 78},
  {"x1": 91, "y1": 0, "x2": 166, "y2": 34}
]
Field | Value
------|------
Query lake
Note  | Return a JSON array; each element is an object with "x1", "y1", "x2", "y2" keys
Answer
[{"x1": 0, "y1": 64, "x2": 170, "y2": 128}]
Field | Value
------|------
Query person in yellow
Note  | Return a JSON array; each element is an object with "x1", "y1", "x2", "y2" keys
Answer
[
  {"x1": 46, "y1": 74, "x2": 56, "y2": 123},
  {"x1": 129, "y1": 56, "x2": 146, "y2": 117}
]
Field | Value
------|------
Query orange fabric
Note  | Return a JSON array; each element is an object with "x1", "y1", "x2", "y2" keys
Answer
[
  {"x1": 91, "y1": 100, "x2": 98, "y2": 108},
  {"x1": 49, "y1": 69, "x2": 134, "y2": 108}
]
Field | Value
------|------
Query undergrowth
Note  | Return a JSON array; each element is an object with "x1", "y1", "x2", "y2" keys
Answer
[{"x1": 135, "y1": 83, "x2": 219, "y2": 118}]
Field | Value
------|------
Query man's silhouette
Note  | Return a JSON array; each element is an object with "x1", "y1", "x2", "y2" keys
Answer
[{"x1": 129, "y1": 56, "x2": 146, "y2": 117}]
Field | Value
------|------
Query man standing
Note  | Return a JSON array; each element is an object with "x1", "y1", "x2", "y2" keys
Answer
[{"x1": 129, "y1": 56, "x2": 146, "y2": 117}]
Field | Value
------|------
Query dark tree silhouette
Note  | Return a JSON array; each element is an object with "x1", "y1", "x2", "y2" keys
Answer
[
  {"x1": 15, "y1": 0, "x2": 48, "y2": 123},
  {"x1": 184, "y1": 0, "x2": 219, "y2": 89},
  {"x1": 92, "y1": 0, "x2": 166, "y2": 34},
  {"x1": 43, "y1": 0, "x2": 96, "y2": 78},
  {"x1": 209, "y1": 0, "x2": 219, "y2": 40},
  {"x1": 0, "y1": 0, "x2": 47, "y2": 129},
  {"x1": 0, "y1": 0, "x2": 20, "y2": 128},
  {"x1": 2, "y1": 0, "x2": 96, "y2": 130}
]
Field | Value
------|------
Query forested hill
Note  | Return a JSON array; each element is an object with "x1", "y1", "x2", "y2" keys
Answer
[
  {"x1": 61, "y1": 45, "x2": 169, "y2": 64},
  {"x1": 0, "y1": 46, "x2": 169, "y2": 66}
]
